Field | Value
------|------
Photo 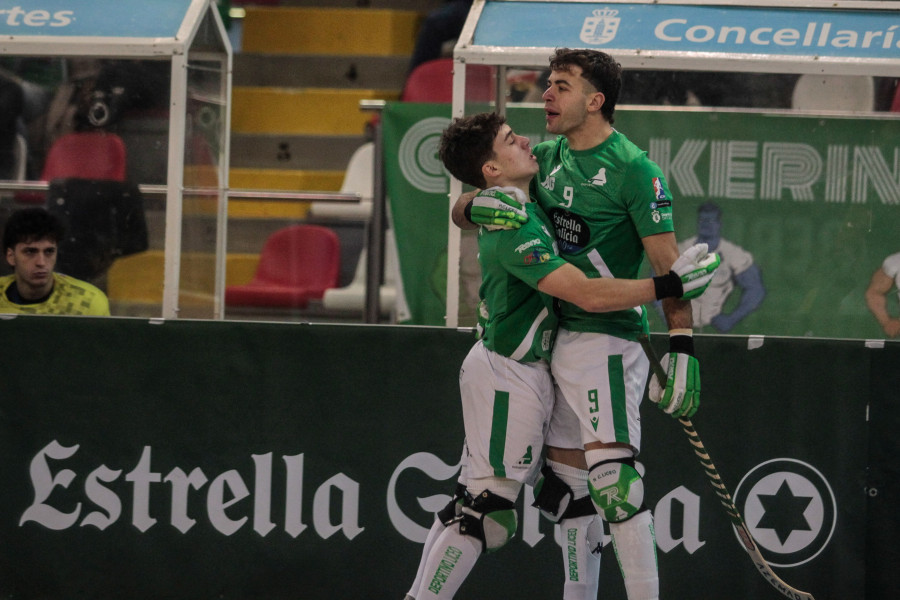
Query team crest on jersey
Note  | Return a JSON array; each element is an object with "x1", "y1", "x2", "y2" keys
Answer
[
  {"x1": 652, "y1": 177, "x2": 666, "y2": 200},
  {"x1": 589, "y1": 168, "x2": 607, "y2": 186},
  {"x1": 524, "y1": 250, "x2": 551, "y2": 265},
  {"x1": 580, "y1": 9, "x2": 620, "y2": 45}
]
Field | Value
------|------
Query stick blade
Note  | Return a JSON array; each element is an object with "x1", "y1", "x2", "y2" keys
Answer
[{"x1": 732, "y1": 525, "x2": 816, "y2": 600}]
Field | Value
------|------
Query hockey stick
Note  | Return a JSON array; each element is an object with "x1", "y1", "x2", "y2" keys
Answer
[{"x1": 638, "y1": 335, "x2": 815, "y2": 600}]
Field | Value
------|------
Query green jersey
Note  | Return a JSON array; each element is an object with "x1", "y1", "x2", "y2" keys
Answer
[
  {"x1": 530, "y1": 130, "x2": 674, "y2": 340},
  {"x1": 478, "y1": 202, "x2": 568, "y2": 362}
]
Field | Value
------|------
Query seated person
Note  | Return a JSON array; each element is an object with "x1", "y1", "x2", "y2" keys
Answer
[{"x1": 1, "y1": 207, "x2": 109, "y2": 315}]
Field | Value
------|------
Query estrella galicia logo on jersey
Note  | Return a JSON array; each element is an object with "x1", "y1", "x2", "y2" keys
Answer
[
  {"x1": 733, "y1": 458, "x2": 836, "y2": 567},
  {"x1": 652, "y1": 177, "x2": 666, "y2": 200},
  {"x1": 580, "y1": 8, "x2": 619, "y2": 45},
  {"x1": 549, "y1": 208, "x2": 590, "y2": 254}
]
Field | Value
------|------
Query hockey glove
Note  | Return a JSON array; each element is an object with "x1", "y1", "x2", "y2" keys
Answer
[
  {"x1": 648, "y1": 335, "x2": 700, "y2": 418},
  {"x1": 467, "y1": 187, "x2": 529, "y2": 230},
  {"x1": 653, "y1": 243, "x2": 721, "y2": 300}
]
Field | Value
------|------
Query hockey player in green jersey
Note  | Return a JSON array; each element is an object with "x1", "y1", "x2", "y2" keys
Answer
[
  {"x1": 452, "y1": 49, "x2": 714, "y2": 600},
  {"x1": 404, "y1": 111, "x2": 718, "y2": 599}
]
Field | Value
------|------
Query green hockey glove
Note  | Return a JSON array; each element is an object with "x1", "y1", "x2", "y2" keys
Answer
[
  {"x1": 652, "y1": 243, "x2": 720, "y2": 301},
  {"x1": 672, "y1": 243, "x2": 720, "y2": 300},
  {"x1": 467, "y1": 187, "x2": 529, "y2": 230},
  {"x1": 648, "y1": 336, "x2": 700, "y2": 418}
]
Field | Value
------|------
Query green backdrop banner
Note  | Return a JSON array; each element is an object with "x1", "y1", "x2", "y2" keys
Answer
[
  {"x1": 382, "y1": 102, "x2": 455, "y2": 327},
  {"x1": 383, "y1": 102, "x2": 900, "y2": 337},
  {"x1": 0, "y1": 316, "x2": 895, "y2": 599}
]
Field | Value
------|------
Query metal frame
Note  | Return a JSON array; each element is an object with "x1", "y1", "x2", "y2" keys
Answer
[
  {"x1": 445, "y1": 0, "x2": 900, "y2": 327},
  {"x1": 0, "y1": 0, "x2": 232, "y2": 319}
]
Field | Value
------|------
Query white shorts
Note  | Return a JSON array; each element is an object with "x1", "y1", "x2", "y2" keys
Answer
[
  {"x1": 550, "y1": 329, "x2": 650, "y2": 454},
  {"x1": 545, "y1": 385, "x2": 583, "y2": 451},
  {"x1": 459, "y1": 341, "x2": 554, "y2": 486}
]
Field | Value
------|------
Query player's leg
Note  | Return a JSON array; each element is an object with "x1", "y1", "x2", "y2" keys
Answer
[
  {"x1": 536, "y1": 458, "x2": 604, "y2": 600},
  {"x1": 552, "y1": 330, "x2": 658, "y2": 600},
  {"x1": 404, "y1": 444, "x2": 469, "y2": 600},
  {"x1": 540, "y1": 395, "x2": 604, "y2": 600},
  {"x1": 413, "y1": 341, "x2": 553, "y2": 598},
  {"x1": 585, "y1": 447, "x2": 658, "y2": 600},
  {"x1": 416, "y1": 477, "x2": 521, "y2": 598}
]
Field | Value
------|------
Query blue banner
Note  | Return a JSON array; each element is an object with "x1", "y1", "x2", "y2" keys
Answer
[
  {"x1": 475, "y1": 2, "x2": 900, "y2": 60},
  {"x1": 0, "y1": 0, "x2": 193, "y2": 38}
]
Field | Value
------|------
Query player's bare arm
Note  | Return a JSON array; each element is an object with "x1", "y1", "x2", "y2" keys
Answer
[
  {"x1": 642, "y1": 231, "x2": 693, "y2": 330},
  {"x1": 539, "y1": 243, "x2": 719, "y2": 314},
  {"x1": 865, "y1": 267, "x2": 900, "y2": 337},
  {"x1": 538, "y1": 263, "x2": 657, "y2": 313},
  {"x1": 451, "y1": 191, "x2": 479, "y2": 230}
]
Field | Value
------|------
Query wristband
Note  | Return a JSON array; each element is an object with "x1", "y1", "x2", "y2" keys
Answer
[
  {"x1": 652, "y1": 271, "x2": 684, "y2": 300},
  {"x1": 464, "y1": 199, "x2": 474, "y2": 223},
  {"x1": 669, "y1": 333, "x2": 695, "y2": 356}
]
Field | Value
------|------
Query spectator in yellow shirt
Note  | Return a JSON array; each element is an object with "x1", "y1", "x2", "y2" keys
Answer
[{"x1": 1, "y1": 207, "x2": 109, "y2": 315}]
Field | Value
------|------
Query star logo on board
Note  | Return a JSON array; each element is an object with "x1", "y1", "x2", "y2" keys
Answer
[
  {"x1": 756, "y1": 480, "x2": 813, "y2": 544},
  {"x1": 733, "y1": 458, "x2": 836, "y2": 567}
]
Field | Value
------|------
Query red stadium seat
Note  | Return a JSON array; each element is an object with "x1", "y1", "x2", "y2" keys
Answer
[
  {"x1": 366, "y1": 58, "x2": 495, "y2": 133},
  {"x1": 16, "y1": 131, "x2": 127, "y2": 205},
  {"x1": 225, "y1": 224, "x2": 341, "y2": 309},
  {"x1": 42, "y1": 131, "x2": 127, "y2": 181},
  {"x1": 400, "y1": 57, "x2": 495, "y2": 103}
]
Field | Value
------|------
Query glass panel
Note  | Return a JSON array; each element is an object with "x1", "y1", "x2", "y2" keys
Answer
[
  {"x1": 0, "y1": 57, "x2": 170, "y2": 318},
  {"x1": 180, "y1": 35, "x2": 228, "y2": 319}
]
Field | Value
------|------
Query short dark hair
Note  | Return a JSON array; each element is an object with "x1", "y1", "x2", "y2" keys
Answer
[
  {"x1": 439, "y1": 112, "x2": 506, "y2": 189},
  {"x1": 3, "y1": 207, "x2": 66, "y2": 251},
  {"x1": 550, "y1": 48, "x2": 622, "y2": 124}
]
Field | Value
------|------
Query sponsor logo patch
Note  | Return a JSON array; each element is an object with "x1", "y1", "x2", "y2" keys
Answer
[{"x1": 652, "y1": 177, "x2": 666, "y2": 200}]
